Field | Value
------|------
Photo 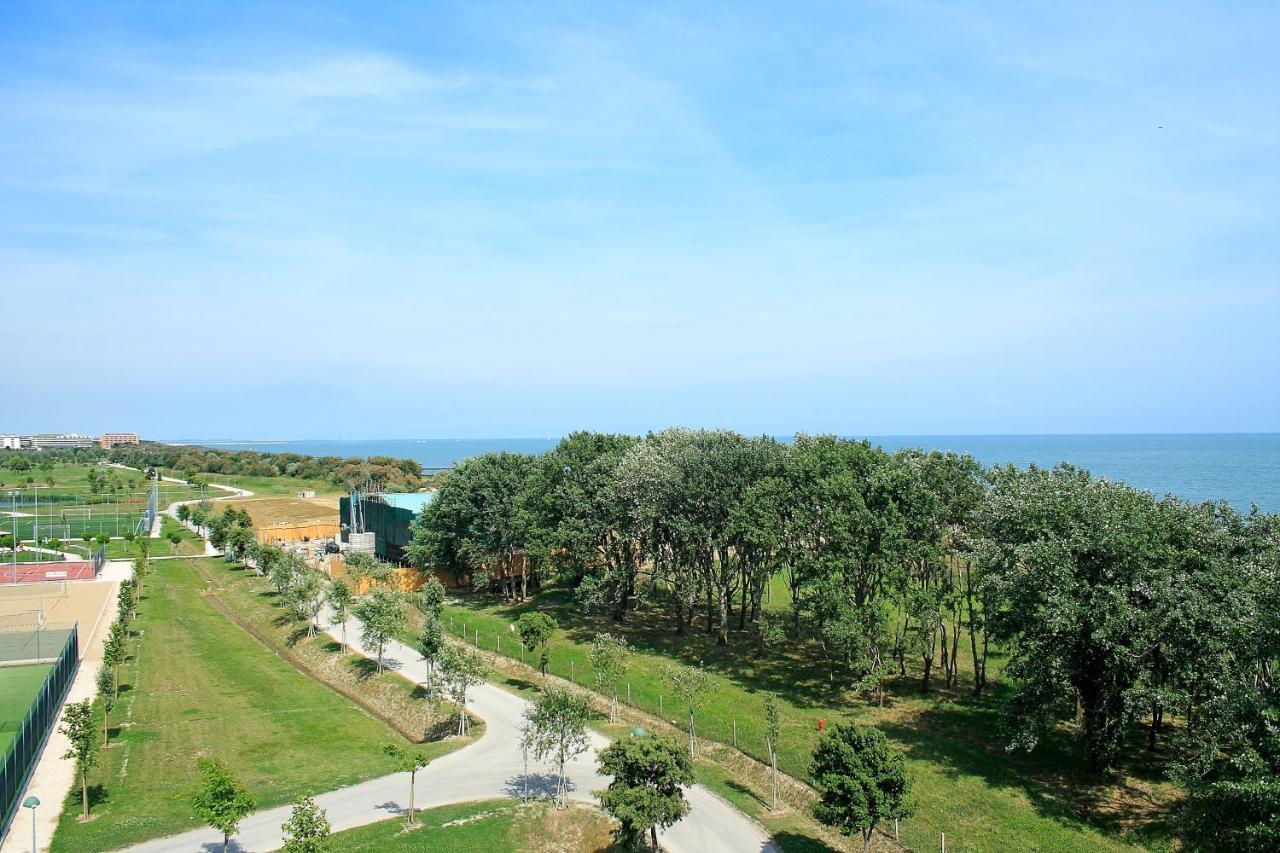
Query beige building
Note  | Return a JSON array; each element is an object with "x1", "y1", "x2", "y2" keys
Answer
[
  {"x1": 30, "y1": 433, "x2": 95, "y2": 449},
  {"x1": 99, "y1": 432, "x2": 140, "y2": 449}
]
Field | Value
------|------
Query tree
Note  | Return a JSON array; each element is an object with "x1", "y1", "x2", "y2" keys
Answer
[
  {"x1": 353, "y1": 587, "x2": 406, "y2": 674},
  {"x1": 589, "y1": 632, "x2": 630, "y2": 722},
  {"x1": 418, "y1": 575, "x2": 446, "y2": 616},
  {"x1": 326, "y1": 578, "x2": 353, "y2": 652},
  {"x1": 103, "y1": 619, "x2": 128, "y2": 697},
  {"x1": 280, "y1": 796, "x2": 330, "y2": 853},
  {"x1": 438, "y1": 644, "x2": 487, "y2": 736},
  {"x1": 287, "y1": 569, "x2": 325, "y2": 637},
  {"x1": 517, "y1": 611, "x2": 556, "y2": 677},
  {"x1": 133, "y1": 552, "x2": 148, "y2": 593},
  {"x1": 97, "y1": 665, "x2": 116, "y2": 745},
  {"x1": 662, "y1": 663, "x2": 713, "y2": 755},
  {"x1": 407, "y1": 452, "x2": 541, "y2": 597},
  {"x1": 532, "y1": 431, "x2": 642, "y2": 620},
  {"x1": 521, "y1": 686, "x2": 594, "y2": 807},
  {"x1": 345, "y1": 552, "x2": 394, "y2": 588},
  {"x1": 95, "y1": 533, "x2": 109, "y2": 551},
  {"x1": 191, "y1": 757, "x2": 256, "y2": 853},
  {"x1": 383, "y1": 744, "x2": 431, "y2": 825},
  {"x1": 598, "y1": 734, "x2": 694, "y2": 850},
  {"x1": 763, "y1": 694, "x2": 781, "y2": 810},
  {"x1": 116, "y1": 580, "x2": 135, "y2": 623},
  {"x1": 976, "y1": 464, "x2": 1168, "y2": 770},
  {"x1": 60, "y1": 699, "x2": 99, "y2": 818},
  {"x1": 227, "y1": 525, "x2": 256, "y2": 564},
  {"x1": 167, "y1": 530, "x2": 182, "y2": 555},
  {"x1": 176, "y1": 504, "x2": 191, "y2": 525},
  {"x1": 418, "y1": 612, "x2": 445, "y2": 692},
  {"x1": 810, "y1": 723, "x2": 913, "y2": 853}
]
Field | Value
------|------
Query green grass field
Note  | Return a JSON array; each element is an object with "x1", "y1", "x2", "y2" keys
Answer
[
  {"x1": 0, "y1": 663, "x2": 53, "y2": 753},
  {"x1": 49, "y1": 556, "x2": 442, "y2": 852},
  {"x1": 425, "y1": 576, "x2": 1177, "y2": 852},
  {"x1": 163, "y1": 469, "x2": 343, "y2": 498},
  {"x1": 326, "y1": 799, "x2": 615, "y2": 852}
]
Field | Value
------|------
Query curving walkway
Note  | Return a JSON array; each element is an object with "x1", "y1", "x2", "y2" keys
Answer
[{"x1": 124, "y1": 602, "x2": 777, "y2": 853}]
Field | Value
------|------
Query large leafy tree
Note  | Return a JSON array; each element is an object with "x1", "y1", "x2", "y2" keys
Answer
[
  {"x1": 533, "y1": 431, "x2": 642, "y2": 619},
  {"x1": 408, "y1": 452, "x2": 541, "y2": 597},
  {"x1": 810, "y1": 723, "x2": 913, "y2": 853},
  {"x1": 598, "y1": 734, "x2": 694, "y2": 850},
  {"x1": 976, "y1": 464, "x2": 1168, "y2": 770}
]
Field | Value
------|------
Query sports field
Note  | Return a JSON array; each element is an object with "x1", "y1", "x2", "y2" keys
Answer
[{"x1": 0, "y1": 663, "x2": 53, "y2": 753}]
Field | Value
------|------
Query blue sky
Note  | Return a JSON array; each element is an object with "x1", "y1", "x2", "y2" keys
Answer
[{"x1": 2, "y1": 1, "x2": 1277, "y2": 439}]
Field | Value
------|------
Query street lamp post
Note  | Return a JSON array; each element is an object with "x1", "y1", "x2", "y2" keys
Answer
[{"x1": 23, "y1": 794, "x2": 40, "y2": 852}]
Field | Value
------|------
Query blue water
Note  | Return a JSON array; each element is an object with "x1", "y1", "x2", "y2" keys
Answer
[{"x1": 180, "y1": 435, "x2": 1280, "y2": 513}]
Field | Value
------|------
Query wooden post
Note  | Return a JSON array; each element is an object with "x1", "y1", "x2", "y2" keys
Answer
[
  {"x1": 496, "y1": 634, "x2": 500, "y2": 653},
  {"x1": 570, "y1": 660, "x2": 575, "y2": 682},
  {"x1": 732, "y1": 720, "x2": 737, "y2": 749},
  {"x1": 475, "y1": 628, "x2": 479, "y2": 646},
  {"x1": 520, "y1": 641, "x2": 525, "y2": 662},
  {"x1": 627, "y1": 683, "x2": 631, "y2": 704},
  {"x1": 659, "y1": 695, "x2": 663, "y2": 716},
  {"x1": 941, "y1": 832, "x2": 946, "y2": 853}
]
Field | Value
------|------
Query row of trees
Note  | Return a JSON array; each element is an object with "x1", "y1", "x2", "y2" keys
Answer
[{"x1": 410, "y1": 429, "x2": 1280, "y2": 846}]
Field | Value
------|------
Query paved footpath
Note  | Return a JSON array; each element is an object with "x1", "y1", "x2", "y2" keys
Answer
[{"x1": 125, "y1": 604, "x2": 777, "y2": 853}]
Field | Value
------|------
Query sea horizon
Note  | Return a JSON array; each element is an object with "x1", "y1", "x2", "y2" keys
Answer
[{"x1": 164, "y1": 433, "x2": 1280, "y2": 514}]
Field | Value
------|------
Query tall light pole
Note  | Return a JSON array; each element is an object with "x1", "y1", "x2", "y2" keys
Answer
[{"x1": 23, "y1": 794, "x2": 40, "y2": 852}]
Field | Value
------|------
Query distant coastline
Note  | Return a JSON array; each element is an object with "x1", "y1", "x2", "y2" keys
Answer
[{"x1": 157, "y1": 434, "x2": 1280, "y2": 513}]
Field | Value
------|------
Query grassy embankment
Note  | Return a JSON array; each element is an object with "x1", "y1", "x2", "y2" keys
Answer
[
  {"x1": 51, "y1": 556, "x2": 468, "y2": 852},
  {"x1": 326, "y1": 799, "x2": 614, "y2": 852},
  {"x1": 422, "y1": 575, "x2": 1180, "y2": 852}
]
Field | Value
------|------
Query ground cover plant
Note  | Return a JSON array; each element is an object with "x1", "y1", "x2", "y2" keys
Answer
[{"x1": 324, "y1": 799, "x2": 616, "y2": 853}]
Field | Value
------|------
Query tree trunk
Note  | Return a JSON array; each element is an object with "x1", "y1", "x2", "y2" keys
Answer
[
  {"x1": 716, "y1": 588, "x2": 729, "y2": 646},
  {"x1": 82, "y1": 767, "x2": 89, "y2": 817},
  {"x1": 410, "y1": 771, "x2": 416, "y2": 824}
]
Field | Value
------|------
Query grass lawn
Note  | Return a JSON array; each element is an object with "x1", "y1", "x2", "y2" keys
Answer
[
  {"x1": 426, "y1": 576, "x2": 1179, "y2": 852},
  {"x1": 185, "y1": 556, "x2": 470, "y2": 744},
  {"x1": 0, "y1": 663, "x2": 53, "y2": 753},
  {"x1": 155, "y1": 516, "x2": 206, "y2": 556},
  {"x1": 49, "y1": 556, "x2": 451, "y2": 852},
  {"x1": 326, "y1": 799, "x2": 615, "y2": 852},
  {"x1": 166, "y1": 470, "x2": 343, "y2": 498}
]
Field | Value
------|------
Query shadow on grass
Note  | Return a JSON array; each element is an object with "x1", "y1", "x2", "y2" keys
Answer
[
  {"x1": 348, "y1": 656, "x2": 381, "y2": 682},
  {"x1": 879, "y1": 700, "x2": 1180, "y2": 846},
  {"x1": 770, "y1": 831, "x2": 838, "y2": 853}
]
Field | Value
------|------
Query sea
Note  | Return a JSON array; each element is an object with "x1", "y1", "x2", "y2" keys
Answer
[{"x1": 177, "y1": 435, "x2": 1280, "y2": 514}]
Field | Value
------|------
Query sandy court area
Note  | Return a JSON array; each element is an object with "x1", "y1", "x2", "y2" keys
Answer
[{"x1": 0, "y1": 580, "x2": 113, "y2": 659}]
